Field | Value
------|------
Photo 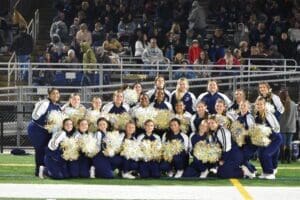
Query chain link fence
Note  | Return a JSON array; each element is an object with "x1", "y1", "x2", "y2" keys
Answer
[{"x1": 0, "y1": 110, "x2": 32, "y2": 153}]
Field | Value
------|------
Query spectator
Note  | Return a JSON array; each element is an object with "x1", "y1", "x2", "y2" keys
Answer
[
  {"x1": 135, "y1": 33, "x2": 148, "y2": 59},
  {"x1": 288, "y1": 22, "x2": 300, "y2": 42},
  {"x1": 188, "y1": 39, "x2": 202, "y2": 64},
  {"x1": 239, "y1": 41, "x2": 250, "y2": 58},
  {"x1": 102, "y1": 33, "x2": 123, "y2": 53},
  {"x1": 188, "y1": 1, "x2": 206, "y2": 37},
  {"x1": 76, "y1": 23, "x2": 92, "y2": 46},
  {"x1": 216, "y1": 49, "x2": 240, "y2": 76},
  {"x1": 11, "y1": 25, "x2": 33, "y2": 81},
  {"x1": 80, "y1": 42, "x2": 97, "y2": 85},
  {"x1": 63, "y1": 49, "x2": 78, "y2": 65},
  {"x1": 194, "y1": 50, "x2": 211, "y2": 78},
  {"x1": 234, "y1": 23, "x2": 249, "y2": 48},
  {"x1": 279, "y1": 89, "x2": 298, "y2": 163},
  {"x1": 277, "y1": 32, "x2": 294, "y2": 59},
  {"x1": 142, "y1": 38, "x2": 164, "y2": 64},
  {"x1": 92, "y1": 21, "x2": 106, "y2": 47},
  {"x1": 208, "y1": 28, "x2": 226, "y2": 62},
  {"x1": 49, "y1": 19, "x2": 68, "y2": 43},
  {"x1": 185, "y1": 28, "x2": 195, "y2": 48},
  {"x1": 49, "y1": 34, "x2": 65, "y2": 59},
  {"x1": 69, "y1": 17, "x2": 80, "y2": 44},
  {"x1": 173, "y1": 53, "x2": 195, "y2": 79}
]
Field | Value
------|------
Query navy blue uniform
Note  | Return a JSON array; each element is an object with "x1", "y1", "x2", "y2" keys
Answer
[
  {"x1": 170, "y1": 91, "x2": 196, "y2": 114},
  {"x1": 197, "y1": 92, "x2": 232, "y2": 114},
  {"x1": 27, "y1": 99, "x2": 61, "y2": 176}
]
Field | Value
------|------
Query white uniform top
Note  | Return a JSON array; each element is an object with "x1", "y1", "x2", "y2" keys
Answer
[
  {"x1": 161, "y1": 132, "x2": 189, "y2": 152},
  {"x1": 265, "y1": 111, "x2": 281, "y2": 133},
  {"x1": 101, "y1": 102, "x2": 130, "y2": 113},
  {"x1": 32, "y1": 99, "x2": 51, "y2": 120},
  {"x1": 130, "y1": 105, "x2": 157, "y2": 118},
  {"x1": 48, "y1": 130, "x2": 81, "y2": 151},
  {"x1": 215, "y1": 127, "x2": 232, "y2": 152}
]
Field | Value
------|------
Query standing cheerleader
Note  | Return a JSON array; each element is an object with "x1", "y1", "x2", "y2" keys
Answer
[
  {"x1": 237, "y1": 101, "x2": 257, "y2": 174},
  {"x1": 170, "y1": 78, "x2": 196, "y2": 114},
  {"x1": 44, "y1": 118, "x2": 79, "y2": 179},
  {"x1": 121, "y1": 121, "x2": 139, "y2": 179},
  {"x1": 146, "y1": 76, "x2": 171, "y2": 102},
  {"x1": 160, "y1": 118, "x2": 189, "y2": 178},
  {"x1": 255, "y1": 97, "x2": 282, "y2": 179},
  {"x1": 85, "y1": 96, "x2": 106, "y2": 132},
  {"x1": 208, "y1": 116, "x2": 253, "y2": 178},
  {"x1": 27, "y1": 88, "x2": 61, "y2": 177},
  {"x1": 190, "y1": 101, "x2": 209, "y2": 133},
  {"x1": 183, "y1": 120, "x2": 212, "y2": 178},
  {"x1": 70, "y1": 119, "x2": 92, "y2": 178},
  {"x1": 102, "y1": 90, "x2": 130, "y2": 114},
  {"x1": 137, "y1": 120, "x2": 162, "y2": 178},
  {"x1": 197, "y1": 80, "x2": 232, "y2": 114},
  {"x1": 150, "y1": 89, "x2": 173, "y2": 111},
  {"x1": 133, "y1": 82, "x2": 143, "y2": 99},
  {"x1": 258, "y1": 82, "x2": 284, "y2": 120},
  {"x1": 92, "y1": 118, "x2": 124, "y2": 178},
  {"x1": 62, "y1": 93, "x2": 86, "y2": 116}
]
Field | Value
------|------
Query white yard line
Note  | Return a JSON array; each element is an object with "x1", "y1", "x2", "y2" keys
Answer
[
  {"x1": 0, "y1": 184, "x2": 299, "y2": 200},
  {"x1": 0, "y1": 184, "x2": 242, "y2": 200}
]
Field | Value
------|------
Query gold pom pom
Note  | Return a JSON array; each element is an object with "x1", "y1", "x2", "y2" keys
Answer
[
  {"x1": 45, "y1": 110, "x2": 68, "y2": 133},
  {"x1": 109, "y1": 113, "x2": 132, "y2": 131},
  {"x1": 230, "y1": 121, "x2": 248, "y2": 147},
  {"x1": 120, "y1": 139, "x2": 143, "y2": 161},
  {"x1": 193, "y1": 141, "x2": 222, "y2": 163},
  {"x1": 102, "y1": 131, "x2": 124, "y2": 157},
  {"x1": 140, "y1": 140, "x2": 162, "y2": 162},
  {"x1": 78, "y1": 133, "x2": 100, "y2": 158},
  {"x1": 162, "y1": 139, "x2": 184, "y2": 162},
  {"x1": 60, "y1": 137, "x2": 80, "y2": 161},
  {"x1": 248, "y1": 124, "x2": 272, "y2": 147}
]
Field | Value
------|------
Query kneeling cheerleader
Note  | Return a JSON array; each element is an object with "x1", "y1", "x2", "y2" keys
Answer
[
  {"x1": 160, "y1": 118, "x2": 189, "y2": 178},
  {"x1": 254, "y1": 97, "x2": 282, "y2": 179},
  {"x1": 44, "y1": 118, "x2": 80, "y2": 179},
  {"x1": 183, "y1": 120, "x2": 214, "y2": 178},
  {"x1": 120, "y1": 121, "x2": 143, "y2": 179},
  {"x1": 92, "y1": 118, "x2": 124, "y2": 178},
  {"x1": 208, "y1": 115, "x2": 254, "y2": 178},
  {"x1": 137, "y1": 120, "x2": 162, "y2": 178}
]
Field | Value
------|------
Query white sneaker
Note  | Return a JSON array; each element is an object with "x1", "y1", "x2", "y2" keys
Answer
[
  {"x1": 167, "y1": 171, "x2": 174, "y2": 178},
  {"x1": 199, "y1": 169, "x2": 209, "y2": 179},
  {"x1": 209, "y1": 167, "x2": 218, "y2": 174},
  {"x1": 241, "y1": 165, "x2": 255, "y2": 179},
  {"x1": 122, "y1": 172, "x2": 136, "y2": 179},
  {"x1": 174, "y1": 170, "x2": 184, "y2": 178},
  {"x1": 273, "y1": 168, "x2": 278, "y2": 175},
  {"x1": 39, "y1": 166, "x2": 45, "y2": 179},
  {"x1": 90, "y1": 166, "x2": 95, "y2": 178},
  {"x1": 259, "y1": 173, "x2": 275, "y2": 180}
]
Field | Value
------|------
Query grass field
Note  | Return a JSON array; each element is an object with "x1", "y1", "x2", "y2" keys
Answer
[{"x1": 0, "y1": 154, "x2": 300, "y2": 187}]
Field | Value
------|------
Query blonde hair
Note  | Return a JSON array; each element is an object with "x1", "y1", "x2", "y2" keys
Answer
[{"x1": 176, "y1": 78, "x2": 189, "y2": 101}]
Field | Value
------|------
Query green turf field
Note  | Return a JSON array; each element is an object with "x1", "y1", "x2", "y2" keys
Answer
[{"x1": 0, "y1": 154, "x2": 300, "y2": 186}]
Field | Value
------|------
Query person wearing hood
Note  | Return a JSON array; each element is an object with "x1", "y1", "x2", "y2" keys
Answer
[
  {"x1": 188, "y1": 1, "x2": 207, "y2": 37},
  {"x1": 234, "y1": 23, "x2": 249, "y2": 48},
  {"x1": 80, "y1": 42, "x2": 97, "y2": 85}
]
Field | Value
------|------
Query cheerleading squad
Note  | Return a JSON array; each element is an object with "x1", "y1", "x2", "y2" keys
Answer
[{"x1": 27, "y1": 77, "x2": 287, "y2": 180}]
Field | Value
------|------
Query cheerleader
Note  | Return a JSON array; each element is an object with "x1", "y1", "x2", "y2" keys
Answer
[
  {"x1": 131, "y1": 93, "x2": 156, "y2": 134},
  {"x1": 85, "y1": 96, "x2": 106, "y2": 132},
  {"x1": 196, "y1": 80, "x2": 232, "y2": 114},
  {"x1": 214, "y1": 99, "x2": 235, "y2": 128},
  {"x1": 172, "y1": 101, "x2": 192, "y2": 134},
  {"x1": 237, "y1": 101, "x2": 257, "y2": 174},
  {"x1": 137, "y1": 120, "x2": 162, "y2": 178},
  {"x1": 208, "y1": 116, "x2": 254, "y2": 179},
  {"x1": 27, "y1": 88, "x2": 61, "y2": 177},
  {"x1": 255, "y1": 97, "x2": 282, "y2": 179},
  {"x1": 62, "y1": 93, "x2": 86, "y2": 115},
  {"x1": 190, "y1": 101, "x2": 209, "y2": 133},
  {"x1": 133, "y1": 82, "x2": 143, "y2": 98},
  {"x1": 146, "y1": 75, "x2": 171, "y2": 102},
  {"x1": 160, "y1": 118, "x2": 189, "y2": 178},
  {"x1": 92, "y1": 118, "x2": 124, "y2": 178},
  {"x1": 229, "y1": 89, "x2": 246, "y2": 113},
  {"x1": 44, "y1": 118, "x2": 79, "y2": 179},
  {"x1": 102, "y1": 90, "x2": 130, "y2": 114},
  {"x1": 150, "y1": 89, "x2": 173, "y2": 111},
  {"x1": 258, "y1": 82, "x2": 284, "y2": 120},
  {"x1": 70, "y1": 119, "x2": 92, "y2": 178},
  {"x1": 121, "y1": 121, "x2": 139, "y2": 179},
  {"x1": 183, "y1": 120, "x2": 212, "y2": 178},
  {"x1": 170, "y1": 78, "x2": 196, "y2": 114}
]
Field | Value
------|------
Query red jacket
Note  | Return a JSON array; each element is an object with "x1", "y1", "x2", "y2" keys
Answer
[
  {"x1": 216, "y1": 57, "x2": 240, "y2": 69},
  {"x1": 188, "y1": 46, "x2": 202, "y2": 64}
]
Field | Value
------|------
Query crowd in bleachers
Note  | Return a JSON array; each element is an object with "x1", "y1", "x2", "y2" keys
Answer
[{"x1": 41, "y1": 0, "x2": 300, "y2": 69}]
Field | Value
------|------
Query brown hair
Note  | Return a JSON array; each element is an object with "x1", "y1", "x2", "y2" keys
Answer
[{"x1": 279, "y1": 89, "x2": 291, "y2": 113}]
